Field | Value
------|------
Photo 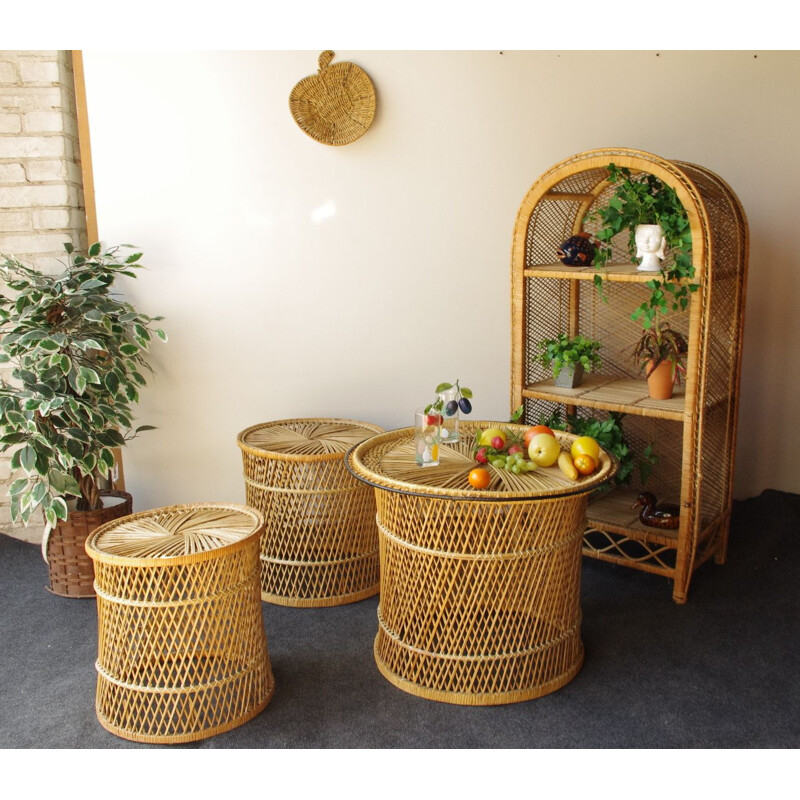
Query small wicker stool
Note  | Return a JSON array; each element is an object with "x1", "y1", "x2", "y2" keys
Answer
[
  {"x1": 237, "y1": 418, "x2": 383, "y2": 607},
  {"x1": 85, "y1": 503, "x2": 274, "y2": 744}
]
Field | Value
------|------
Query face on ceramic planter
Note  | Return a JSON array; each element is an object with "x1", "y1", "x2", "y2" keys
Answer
[{"x1": 635, "y1": 224, "x2": 666, "y2": 272}]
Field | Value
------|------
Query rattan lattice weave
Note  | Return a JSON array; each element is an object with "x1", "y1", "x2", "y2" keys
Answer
[
  {"x1": 237, "y1": 418, "x2": 384, "y2": 607},
  {"x1": 85, "y1": 503, "x2": 274, "y2": 744},
  {"x1": 346, "y1": 422, "x2": 615, "y2": 706}
]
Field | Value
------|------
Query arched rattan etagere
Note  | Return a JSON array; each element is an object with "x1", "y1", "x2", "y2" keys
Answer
[{"x1": 510, "y1": 148, "x2": 749, "y2": 603}]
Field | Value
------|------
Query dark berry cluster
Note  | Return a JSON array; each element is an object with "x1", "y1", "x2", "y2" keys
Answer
[{"x1": 424, "y1": 380, "x2": 473, "y2": 420}]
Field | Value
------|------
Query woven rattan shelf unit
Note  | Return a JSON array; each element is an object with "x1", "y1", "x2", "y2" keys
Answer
[
  {"x1": 85, "y1": 503, "x2": 274, "y2": 744},
  {"x1": 237, "y1": 418, "x2": 384, "y2": 607},
  {"x1": 347, "y1": 422, "x2": 616, "y2": 706},
  {"x1": 511, "y1": 148, "x2": 749, "y2": 604}
]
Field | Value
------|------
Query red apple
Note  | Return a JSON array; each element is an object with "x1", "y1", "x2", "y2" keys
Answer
[
  {"x1": 507, "y1": 444, "x2": 524, "y2": 456},
  {"x1": 523, "y1": 425, "x2": 555, "y2": 449},
  {"x1": 475, "y1": 446, "x2": 489, "y2": 464},
  {"x1": 491, "y1": 436, "x2": 505, "y2": 450}
]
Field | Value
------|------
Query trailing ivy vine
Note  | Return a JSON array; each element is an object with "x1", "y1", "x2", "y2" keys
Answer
[{"x1": 589, "y1": 164, "x2": 698, "y2": 330}]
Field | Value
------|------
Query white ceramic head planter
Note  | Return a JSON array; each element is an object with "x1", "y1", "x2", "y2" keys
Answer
[{"x1": 635, "y1": 224, "x2": 667, "y2": 272}]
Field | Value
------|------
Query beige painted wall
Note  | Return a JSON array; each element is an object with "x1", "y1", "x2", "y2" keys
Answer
[{"x1": 79, "y1": 50, "x2": 800, "y2": 513}]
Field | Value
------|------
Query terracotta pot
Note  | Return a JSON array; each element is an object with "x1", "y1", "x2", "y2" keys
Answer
[
  {"x1": 646, "y1": 359, "x2": 674, "y2": 400},
  {"x1": 44, "y1": 490, "x2": 133, "y2": 598}
]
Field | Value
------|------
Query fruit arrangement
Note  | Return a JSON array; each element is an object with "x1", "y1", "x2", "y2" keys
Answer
[{"x1": 468, "y1": 424, "x2": 602, "y2": 489}]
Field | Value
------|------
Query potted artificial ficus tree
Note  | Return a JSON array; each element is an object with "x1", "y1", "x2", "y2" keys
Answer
[{"x1": 0, "y1": 242, "x2": 166, "y2": 597}]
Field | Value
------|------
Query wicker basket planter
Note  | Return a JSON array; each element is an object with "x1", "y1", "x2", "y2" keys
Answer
[
  {"x1": 85, "y1": 503, "x2": 274, "y2": 744},
  {"x1": 44, "y1": 490, "x2": 133, "y2": 598},
  {"x1": 237, "y1": 418, "x2": 383, "y2": 607}
]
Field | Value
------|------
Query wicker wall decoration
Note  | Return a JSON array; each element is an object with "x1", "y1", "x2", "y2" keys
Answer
[{"x1": 289, "y1": 50, "x2": 376, "y2": 146}]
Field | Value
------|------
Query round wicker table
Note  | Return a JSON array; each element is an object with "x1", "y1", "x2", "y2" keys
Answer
[
  {"x1": 85, "y1": 503, "x2": 275, "y2": 744},
  {"x1": 346, "y1": 422, "x2": 616, "y2": 706},
  {"x1": 237, "y1": 418, "x2": 384, "y2": 607}
]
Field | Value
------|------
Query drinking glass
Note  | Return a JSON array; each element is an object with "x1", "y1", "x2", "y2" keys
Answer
[
  {"x1": 437, "y1": 386, "x2": 460, "y2": 444},
  {"x1": 414, "y1": 409, "x2": 441, "y2": 467}
]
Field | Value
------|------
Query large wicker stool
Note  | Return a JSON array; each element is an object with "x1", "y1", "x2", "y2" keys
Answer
[
  {"x1": 237, "y1": 418, "x2": 383, "y2": 607},
  {"x1": 347, "y1": 424, "x2": 616, "y2": 706},
  {"x1": 85, "y1": 503, "x2": 275, "y2": 744}
]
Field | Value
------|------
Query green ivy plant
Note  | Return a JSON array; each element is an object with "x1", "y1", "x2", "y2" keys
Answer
[
  {"x1": 537, "y1": 333, "x2": 602, "y2": 378},
  {"x1": 0, "y1": 242, "x2": 166, "y2": 527},
  {"x1": 589, "y1": 163, "x2": 698, "y2": 330}
]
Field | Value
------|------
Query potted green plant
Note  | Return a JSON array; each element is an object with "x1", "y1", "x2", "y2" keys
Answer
[
  {"x1": 633, "y1": 322, "x2": 688, "y2": 400},
  {"x1": 537, "y1": 333, "x2": 602, "y2": 388},
  {"x1": 0, "y1": 242, "x2": 166, "y2": 597}
]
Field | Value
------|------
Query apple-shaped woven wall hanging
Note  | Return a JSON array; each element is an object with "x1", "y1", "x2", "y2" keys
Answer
[{"x1": 289, "y1": 50, "x2": 376, "y2": 146}]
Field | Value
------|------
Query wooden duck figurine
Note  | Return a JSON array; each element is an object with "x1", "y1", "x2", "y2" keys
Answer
[{"x1": 632, "y1": 492, "x2": 680, "y2": 529}]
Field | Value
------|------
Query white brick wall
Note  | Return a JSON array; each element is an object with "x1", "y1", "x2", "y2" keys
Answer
[{"x1": 0, "y1": 50, "x2": 88, "y2": 544}]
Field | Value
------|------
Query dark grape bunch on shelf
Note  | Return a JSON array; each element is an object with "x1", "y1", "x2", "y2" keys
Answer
[{"x1": 424, "y1": 380, "x2": 473, "y2": 423}]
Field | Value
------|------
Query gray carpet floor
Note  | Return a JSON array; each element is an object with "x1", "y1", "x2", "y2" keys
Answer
[{"x1": 1, "y1": 489, "x2": 798, "y2": 749}]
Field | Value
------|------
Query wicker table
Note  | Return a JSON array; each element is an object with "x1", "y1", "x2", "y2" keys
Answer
[
  {"x1": 237, "y1": 418, "x2": 384, "y2": 607},
  {"x1": 85, "y1": 503, "x2": 274, "y2": 744},
  {"x1": 346, "y1": 422, "x2": 616, "y2": 706}
]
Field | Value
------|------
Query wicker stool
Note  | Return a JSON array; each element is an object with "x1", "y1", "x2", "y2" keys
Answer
[
  {"x1": 85, "y1": 503, "x2": 274, "y2": 744},
  {"x1": 347, "y1": 423, "x2": 617, "y2": 705},
  {"x1": 237, "y1": 418, "x2": 383, "y2": 607}
]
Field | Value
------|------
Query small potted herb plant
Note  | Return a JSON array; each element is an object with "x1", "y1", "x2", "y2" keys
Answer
[
  {"x1": 633, "y1": 322, "x2": 688, "y2": 400},
  {"x1": 0, "y1": 242, "x2": 166, "y2": 596},
  {"x1": 537, "y1": 333, "x2": 602, "y2": 388}
]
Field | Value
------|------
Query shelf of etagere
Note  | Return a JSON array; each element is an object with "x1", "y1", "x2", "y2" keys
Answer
[
  {"x1": 523, "y1": 263, "x2": 700, "y2": 284},
  {"x1": 523, "y1": 373, "x2": 686, "y2": 421}
]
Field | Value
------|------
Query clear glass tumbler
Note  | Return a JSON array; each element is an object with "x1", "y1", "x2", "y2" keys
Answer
[
  {"x1": 414, "y1": 409, "x2": 441, "y2": 467},
  {"x1": 437, "y1": 386, "x2": 460, "y2": 444}
]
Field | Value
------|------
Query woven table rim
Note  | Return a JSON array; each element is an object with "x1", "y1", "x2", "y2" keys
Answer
[
  {"x1": 237, "y1": 417, "x2": 384, "y2": 461},
  {"x1": 85, "y1": 502, "x2": 265, "y2": 566},
  {"x1": 346, "y1": 423, "x2": 617, "y2": 502}
]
